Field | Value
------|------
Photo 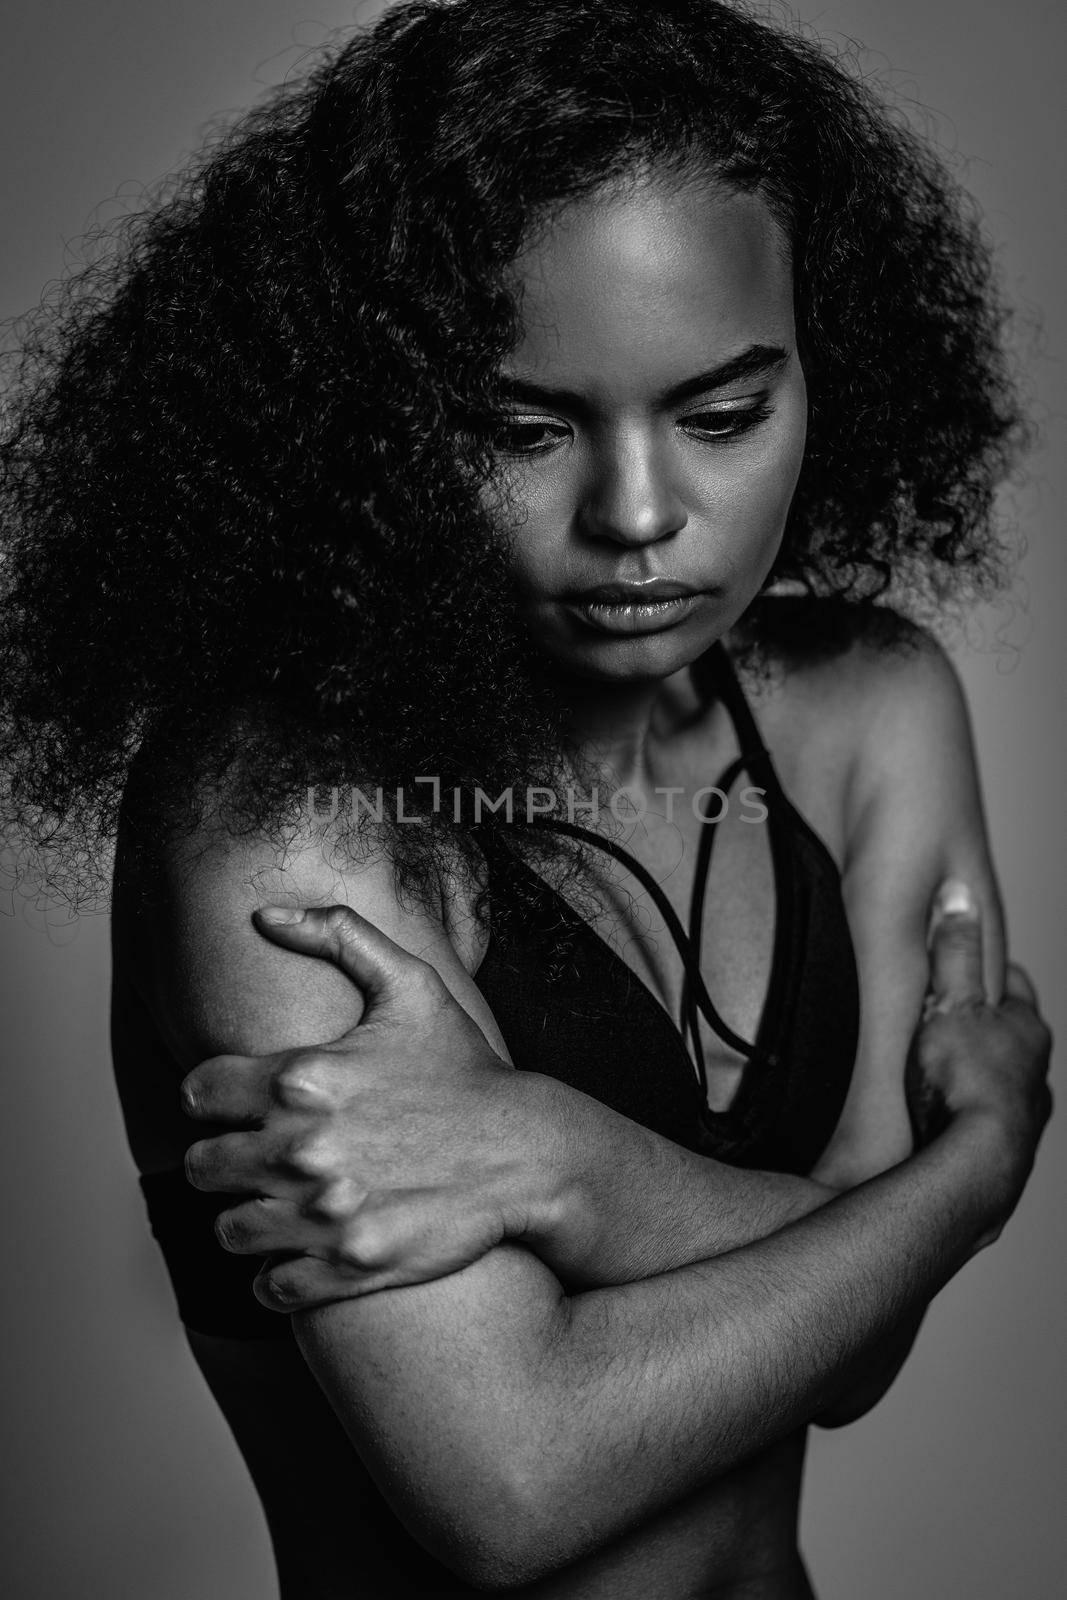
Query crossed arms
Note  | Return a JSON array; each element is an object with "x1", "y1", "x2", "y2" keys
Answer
[{"x1": 142, "y1": 635, "x2": 1048, "y2": 1588}]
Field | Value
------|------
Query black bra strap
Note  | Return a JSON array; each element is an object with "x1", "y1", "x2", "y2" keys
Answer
[
  {"x1": 700, "y1": 640, "x2": 784, "y2": 796},
  {"x1": 524, "y1": 638, "x2": 780, "y2": 1089},
  {"x1": 680, "y1": 754, "x2": 747, "y2": 1077},
  {"x1": 527, "y1": 815, "x2": 754, "y2": 1065}
]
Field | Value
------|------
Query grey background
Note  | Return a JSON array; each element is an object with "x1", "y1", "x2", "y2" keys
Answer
[{"x1": 1, "y1": 3, "x2": 1064, "y2": 1596}]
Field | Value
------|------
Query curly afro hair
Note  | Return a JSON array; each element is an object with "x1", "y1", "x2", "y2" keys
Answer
[{"x1": 0, "y1": 0, "x2": 1031, "y2": 924}]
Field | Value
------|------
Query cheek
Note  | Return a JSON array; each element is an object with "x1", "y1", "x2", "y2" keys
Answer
[
  {"x1": 713, "y1": 426, "x2": 804, "y2": 541},
  {"x1": 760, "y1": 427, "x2": 806, "y2": 532},
  {"x1": 490, "y1": 480, "x2": 566, "y2": 594},
  {"x1": 507, "y1": 528, "x2": 562, "y2": 601}
]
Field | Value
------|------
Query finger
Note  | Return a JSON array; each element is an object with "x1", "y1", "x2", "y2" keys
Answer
[
  {"x1": 253, "y1": 1253, "x2": 380, "y2": 1313},
  {"x1": 184, "y1": 1129, "x2": 273, "y2": 1194},
  {"x1": 181, "y1": 1054, "x2": 278, "y2": 1124},
  {"x1": 251, "y1": 903, "x2": 439, "y2": 1022},
  {"x1": 214, "y1": 1197, "x2": 328, "y2": 1256},
  {"x1": 926, "y1": 879, "x2": 985, "y2": 1009},
  {"x1": 985, "y1": 892, "x2": 1007, "y2": 1010},
  {"x1": 1003, "y1": 960, "x2": 1039, "y2": 1009}
]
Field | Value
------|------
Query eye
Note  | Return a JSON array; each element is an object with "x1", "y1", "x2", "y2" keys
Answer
[
  {"x1": 679, "y1": 401, "x2": 774, "y2": 442},
  {"x1": 492, "y1": 420, "x2": 572, "y2": 457}
]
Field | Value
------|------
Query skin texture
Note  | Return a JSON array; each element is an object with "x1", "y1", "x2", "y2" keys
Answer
[
  {"x1": 151, "y1": 860, "x2": 1047, "y2": 1595},
  {"x1": 109, "y1": 176, "x2": 1052, "y2": 1597},
  {"x1": 496, "y1": 176, "x2": 808, "y2": 694}
]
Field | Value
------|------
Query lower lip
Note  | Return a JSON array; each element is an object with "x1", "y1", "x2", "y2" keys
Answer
[{"x1": 565, "y1": 593, "x2": 702, "y2": 636}]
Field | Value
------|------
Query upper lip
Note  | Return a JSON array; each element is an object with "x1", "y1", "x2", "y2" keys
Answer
[{"x1": 565, "y1": 579, "x2": 699, "y2": 604}]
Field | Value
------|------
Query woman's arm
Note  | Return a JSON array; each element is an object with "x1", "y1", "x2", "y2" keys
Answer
[
  {"x1": 812, "y1": 623, "x2": 1007, "y2": 1187},
  {"x1": 189, "y1": 624, "x2": 1007, "y2": 1305},
  {"x1": 540, "y1": 626, "x2": 1011, "y2": 1428},
  {"x1": 157, "y1": 827, "x2": 1049, "y2": 1590},
  {"x1": 803, "y1": 627, "x2": 1009, "y2": 1422},
  {"x1": 278, "y1": 908, "x2": 1045, "y2": 1589},
  {"x1": 290, "y1": 1086, "x2": 1037, "y2": 1592},
  {"x1": 151, "y1": 809, "x2": 838, "y2": 1298},
  {"x1": 550, "y1": 627, "x2": 1010, "y2": 1284},
  {"x1": 176, "y1": 910, "x2": 1047, "y2": 1596}
]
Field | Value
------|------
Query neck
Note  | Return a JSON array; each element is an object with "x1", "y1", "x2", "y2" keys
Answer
[
  {"x1": 538, "y1": 654, "x2": 713, "y2": 795},
  {"x1": 571, "y1": 677, "x2": 667, "y2": 787}
]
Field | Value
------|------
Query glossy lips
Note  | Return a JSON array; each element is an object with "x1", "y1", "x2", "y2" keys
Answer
[{"x1": 562, "y1": 580, "x2": 703, "y2": 636}]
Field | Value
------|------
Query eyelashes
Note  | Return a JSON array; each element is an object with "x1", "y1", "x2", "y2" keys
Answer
[
  {"x1": 492, "y1": 401, "x2": 775, "y2": 457},
  {"x1": 677, "y1": 400, "x2": 775, "y2": 445},
  {"x1": 494, "y1": 422, "x2": 572, "y2": 456}
]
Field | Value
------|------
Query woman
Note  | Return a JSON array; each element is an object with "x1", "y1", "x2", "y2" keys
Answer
[{"x1": 0, "y1": 1, "x2": 1052, "y2": 1596}]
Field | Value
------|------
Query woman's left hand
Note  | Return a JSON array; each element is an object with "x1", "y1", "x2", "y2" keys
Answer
[{"x1": 181, "y1": 903, "x2": 569, "y2": 1310}]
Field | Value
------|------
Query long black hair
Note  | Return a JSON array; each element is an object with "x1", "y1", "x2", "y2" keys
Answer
[{"x1": 0, "y1": 0, "x2": 1030, "y2": 923}]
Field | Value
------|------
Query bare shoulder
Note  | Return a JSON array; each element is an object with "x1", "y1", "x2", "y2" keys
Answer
[
  {"x1": 768, "y1": 605, "x2": 979, "y2": 852},
  {"x1": 749, "y1": 594, "x2": 1006, "y2": 990},
  {"x1": 731, "y1": 599, "x2": 1006, "y2": 1183},
  {"x1": 111, "y1": 726, "x2": 509, "y2": 1173},
  {"x1": 728, "y1": 595, "x2": 959, "y2": 735},
  {"x1": 114, "y1": 739, "x2": 494, "y2": 1074},
  {"x1": 725, "y1": 599, "x2": 978, "y2": 866}
]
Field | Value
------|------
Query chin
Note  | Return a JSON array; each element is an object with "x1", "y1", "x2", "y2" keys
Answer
[{"x1": 544, "y1": 621, "x2": 722, "y2": 684}]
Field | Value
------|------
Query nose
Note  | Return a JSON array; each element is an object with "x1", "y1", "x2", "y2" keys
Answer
[{"x1": 576, "y1": 431, "x2": 688, "y2": 548}]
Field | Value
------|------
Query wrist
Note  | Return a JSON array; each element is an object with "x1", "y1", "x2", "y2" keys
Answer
[
  {"x1": 935, "y1": 1106, "x2": 1027, "y2": 1238},
  {"x1": 495, "y1": 1072, "x2": 592, "y2": 1246}
]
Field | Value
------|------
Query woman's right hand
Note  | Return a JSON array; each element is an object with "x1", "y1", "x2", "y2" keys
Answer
[{"x1": 905, "y1": 880, "x2": 1053, "y2": 1245}]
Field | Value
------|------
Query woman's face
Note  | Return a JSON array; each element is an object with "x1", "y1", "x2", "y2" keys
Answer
[{"x1": 488, "y1": 174, "x2": 807, "y2": 682}]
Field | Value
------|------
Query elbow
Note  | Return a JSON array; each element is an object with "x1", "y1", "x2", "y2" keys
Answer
[
  {"x1": 417, "y1": 1446, "x2": 582, "y2": 1591},
  {"x1": 819, "y1": 1395, "x2": 876, "y2": 1433},
  {"x1": 438, "y1": 1521, "x2": 547, "y2": 1593},
  {"x1": 812, "y1": 1375, "x2": 897, "y2": 1430},
  {"x1": 449, "y1": 1546, "x2": 556, "y2": 1594}
]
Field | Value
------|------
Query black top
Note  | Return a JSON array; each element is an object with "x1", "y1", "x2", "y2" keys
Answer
[
  {"x1": 138, "y1": 638, "x2": 861, "y2": 1340},
  {"x1": 473, "y1": 637, "x2": 860, "y2": 1173}
]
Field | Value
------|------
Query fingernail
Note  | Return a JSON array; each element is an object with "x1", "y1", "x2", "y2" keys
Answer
[
  {"x1": 935, "y1": 879, "x2": 977, "y2": 918},
  {"x1": 256, "y1": 905, "x2": 305, "y2": 924}
]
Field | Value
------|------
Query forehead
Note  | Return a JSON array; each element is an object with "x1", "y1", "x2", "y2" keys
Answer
[{"x1": 505, "y1": 177, "x2": 794, "y2": 391}]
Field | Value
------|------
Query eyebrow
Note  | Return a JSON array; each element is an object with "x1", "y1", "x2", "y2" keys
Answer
[{"x1": 497, "y1": 343, "x2": 790, "y2": 412}]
